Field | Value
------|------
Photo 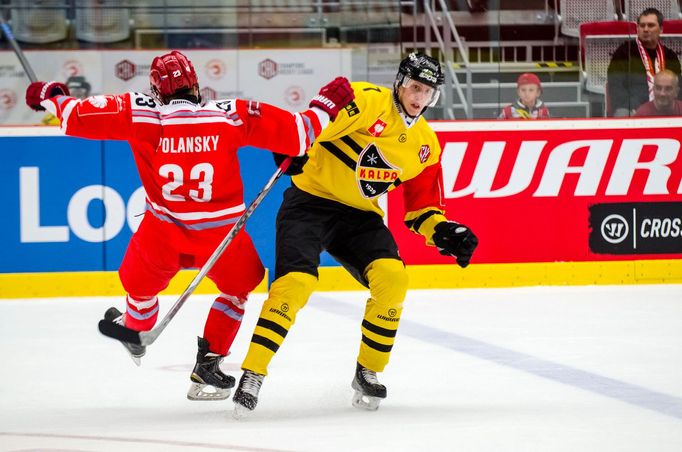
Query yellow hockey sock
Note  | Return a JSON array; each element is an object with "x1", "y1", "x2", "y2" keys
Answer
[
  {"x1": 241, "y1": 272, "x2": 317, "y2": 376},
  {"x1": 357, "y1": 258, "x2": 408, "y2": 372}
]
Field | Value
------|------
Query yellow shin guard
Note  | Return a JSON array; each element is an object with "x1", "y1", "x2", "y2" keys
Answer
[
  {"x1": 241, "y1": 272, "x2": 317, "y2": 375},
  {"x1": 358, "y1": 259, "x2": 408, "y2": 372}
]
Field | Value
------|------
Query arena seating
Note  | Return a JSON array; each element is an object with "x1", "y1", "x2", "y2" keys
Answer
[
  {"x1": 621, "y1": 0, "x2": 681, "y2": 20},
  {"x1": 580, "y1": 19, "x2": 682, "y2": 95},
  {"x1": 558, "y1": 0, "x2": 618, "y2": 37},
  {"x1": 9, "y1": 0, "x2": 68, "y2": 44},
  {"x1": 75, "y1": 0, "x2": 131, "y2": 43}
]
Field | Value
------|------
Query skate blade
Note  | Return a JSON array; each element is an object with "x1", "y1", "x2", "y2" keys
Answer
[
  {"x1": 119, "y1": 343, "x2": 142, "y2": 367},
  {"x1": 130, "y1": 354, "x2": 142, "y2": 367},
  {"x1": 187, "y1": 382, "x2": 230, "y2": 401},
  {"x1": 351, "y1": 389, "x2": 381, "y2": 411}
]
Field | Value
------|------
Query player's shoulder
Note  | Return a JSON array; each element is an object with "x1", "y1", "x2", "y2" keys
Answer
[
  {"x1": 347, "y1": 81, "x2": 390, "y2": 114},
  {"x1": 352, "y1": 81, "x2": 390, "y2": 96},
  {"x1": 129, "y1": 92, "x2": 160, "y2": 110},
  {"x1": 205, "y1": 98, "x2": 239, "y2": 113},
  {"x1": 207, "y1": 98, "x2": 272, "y2": 114},
  {"x1": 413, "y1": 116, "x2": 440, "y2": 141},
  {"x1": 204, "y1": 98, "x2": 269, "y2": 125}
]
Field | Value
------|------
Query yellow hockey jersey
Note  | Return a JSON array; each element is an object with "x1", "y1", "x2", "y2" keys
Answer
[{"x1": 292, "y1": 81, "x2": 449, "y2": 244}]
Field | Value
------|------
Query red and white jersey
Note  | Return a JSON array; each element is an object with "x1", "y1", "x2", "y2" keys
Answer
[
  {"x1": 42, "y1": 93, "x2": 328, "y2": 230},
  {"x1": 498, "y1": 100, "x2": 550, "y2": 120}
]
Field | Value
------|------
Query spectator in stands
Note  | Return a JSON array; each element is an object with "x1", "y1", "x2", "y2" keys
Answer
[
  {"x1": 498, "y1": 72, "x2": 550, "y2": 119},
  {"x1": 607, "y1": 7, "x2": 681, "y2": 117},
  {"x1": 634, "y1": 69, "x2": 682, "y2": 116}
]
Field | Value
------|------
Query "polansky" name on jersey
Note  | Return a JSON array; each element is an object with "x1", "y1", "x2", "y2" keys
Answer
[{"x1": 159, "y1": 135, "x2": 220, "y2": 153}]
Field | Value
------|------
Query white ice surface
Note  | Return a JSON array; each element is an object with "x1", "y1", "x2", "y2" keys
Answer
[{"x1": 1, "y1": 284, "x2": 681, "y2": 452}]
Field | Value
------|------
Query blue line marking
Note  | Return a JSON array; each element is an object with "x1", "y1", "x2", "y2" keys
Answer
[{"x1": 312, "y1": 296, "x2": 682, "y2": 420}]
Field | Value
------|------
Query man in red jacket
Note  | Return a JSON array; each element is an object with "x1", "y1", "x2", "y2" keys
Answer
[
  {"x1": 25, "y1": 50, "x2": 353, "y2": 402},
  {"x1": 634, "y1": 69, "x2": 682, "y2": 116}
]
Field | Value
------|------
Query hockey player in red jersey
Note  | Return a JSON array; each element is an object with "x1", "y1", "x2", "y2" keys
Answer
[{"x1": 25, "y1": 50, "x2": 354, "y2": 401}]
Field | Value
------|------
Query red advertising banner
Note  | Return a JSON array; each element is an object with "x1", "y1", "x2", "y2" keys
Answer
[{"x1": 388, "y1": 118, "x2": 682, "y2": 265}]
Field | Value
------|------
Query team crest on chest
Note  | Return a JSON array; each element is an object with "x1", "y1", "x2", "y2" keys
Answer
[
  {"x1": 368, "y1": 119, "x2": 387, "y2": 137},
  {"x1": 418, "y1": 145, "x2": 431, "y2": 163},
  {"x1": 356, "y1": 143, "x2": 402, "y2": 199}
]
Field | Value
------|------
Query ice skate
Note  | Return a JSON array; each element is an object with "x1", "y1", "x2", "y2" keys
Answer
[
  {"x1": 351, "y1": 362, "x2": 387, "y2": 411},
  {"x1": 232, "y1": 370, "x2": 264, "y2": 418},
  {"x1": 187, "y1": 337, "x2": 235, "y2": 401},
  {"x1": 103, "y1": 307, "x2": 146, "y2": 366}
]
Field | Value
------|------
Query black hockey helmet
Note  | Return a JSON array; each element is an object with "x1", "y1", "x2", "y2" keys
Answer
[
  {"x1": 394, "y1": 52, "x2": 444, "y2": 112},
  {"x1": 65, "y1": 75, "x2": 91, "y2": 99},
  {"x1": 396, "y1": 52, "x2": 445, "y2": 89}
]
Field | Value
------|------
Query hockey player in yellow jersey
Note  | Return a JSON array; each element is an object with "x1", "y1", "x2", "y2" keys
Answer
[{"x1": 233, "y1": 52, "x2": 478, "y2": 415}]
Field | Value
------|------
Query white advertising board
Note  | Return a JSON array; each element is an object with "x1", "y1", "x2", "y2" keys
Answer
[{"x1": 0, "y1": 48, "x2": 352, "y2": 125}]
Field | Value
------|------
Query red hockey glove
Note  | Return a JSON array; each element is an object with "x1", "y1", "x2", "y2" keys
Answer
[
  {"x1": 432, "y1": 221, "x2": 478, "y2": 268},
  {"x1": 26, "y1": 81, "x2": 70, "y2": 112},
  {"x1": 309, "y1": 76, "x2": 354, "y2": 121}
]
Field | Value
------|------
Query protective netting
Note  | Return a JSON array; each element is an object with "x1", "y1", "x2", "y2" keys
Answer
[
  {"x1": 584, "y1": 34, "x2": 682, "y2": 93},
  {"x1": 560, "y1": 0, "x2": 615, "y2": 37},
  {"x1": 622, "y1": 0, "x2": 680, "y2": 21},
  {"x1": 10, "y1": 0, "x2": 68, "y2": 44},
  {"x1": 584, "y1": 36, "x2": 628, "y2": 93},
  {"x1": 75, "y1": 0, "x2": 130, "y2": 43}
]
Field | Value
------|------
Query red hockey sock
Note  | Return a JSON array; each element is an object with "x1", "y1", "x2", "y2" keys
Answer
[
  {"x1": 123, "y1": 295, "x2": 159, "y2": 331},
  {"x1": 203, "y1": 293, "x2": 246, "y2": 355}
]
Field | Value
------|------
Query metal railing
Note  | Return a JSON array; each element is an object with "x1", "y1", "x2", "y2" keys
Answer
[{"x1": 422, "y1": 0, "x2": 471, "y2": 118}]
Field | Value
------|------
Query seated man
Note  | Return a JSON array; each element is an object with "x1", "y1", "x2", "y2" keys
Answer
[{"x1": 634, "y1": 70, "x2": 682, "y2": 116}]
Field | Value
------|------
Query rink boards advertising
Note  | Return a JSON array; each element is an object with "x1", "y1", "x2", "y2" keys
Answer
[
  {"x1": 391, "y1": 118, "x2": 682, "y2": 265},
  {"x1": 2, "y1": 118, "x2": 682, "y2": 294}
]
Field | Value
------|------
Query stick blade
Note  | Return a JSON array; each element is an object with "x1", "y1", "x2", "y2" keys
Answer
[{"x1": 98, "y1": 319, "x2": 143, "y2": 345}]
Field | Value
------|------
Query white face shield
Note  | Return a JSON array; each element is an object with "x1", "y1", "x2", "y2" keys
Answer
[{"x1": 401, "y1": 76, "x2": 441, "y2": 107}]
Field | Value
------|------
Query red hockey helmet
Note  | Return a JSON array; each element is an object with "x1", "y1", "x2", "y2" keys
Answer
[{"x1": 149, "y1": 50, "x2": 199, "y2": 103}]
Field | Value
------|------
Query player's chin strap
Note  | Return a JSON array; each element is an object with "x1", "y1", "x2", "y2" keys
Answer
[{"x1": 392, "y1": 88, "x2": 422, "y2": 129}]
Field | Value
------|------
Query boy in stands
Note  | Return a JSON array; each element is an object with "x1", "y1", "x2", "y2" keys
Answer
[{"x1": 499, "y1": 72, "x2": 550, "y2": 119}]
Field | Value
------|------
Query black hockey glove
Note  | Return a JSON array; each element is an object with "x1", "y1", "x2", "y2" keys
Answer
[
  {"x1": 273, "y1": 152, "x2": 309, "y2": 176},
  {"x1": 432, "y1": 221, "x2": 478, "y2": 268}
]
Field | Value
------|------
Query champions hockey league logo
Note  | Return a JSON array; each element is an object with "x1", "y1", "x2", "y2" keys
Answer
[
  {"x1": 258, "y1": 59, "x2": 278, "y2": 80},
  {"x1": 115, "y1": 60, "x2": 136, "y2": 81},
  {"x1": 356, "y1": 144, "x2": 402, "y2": 198}
]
